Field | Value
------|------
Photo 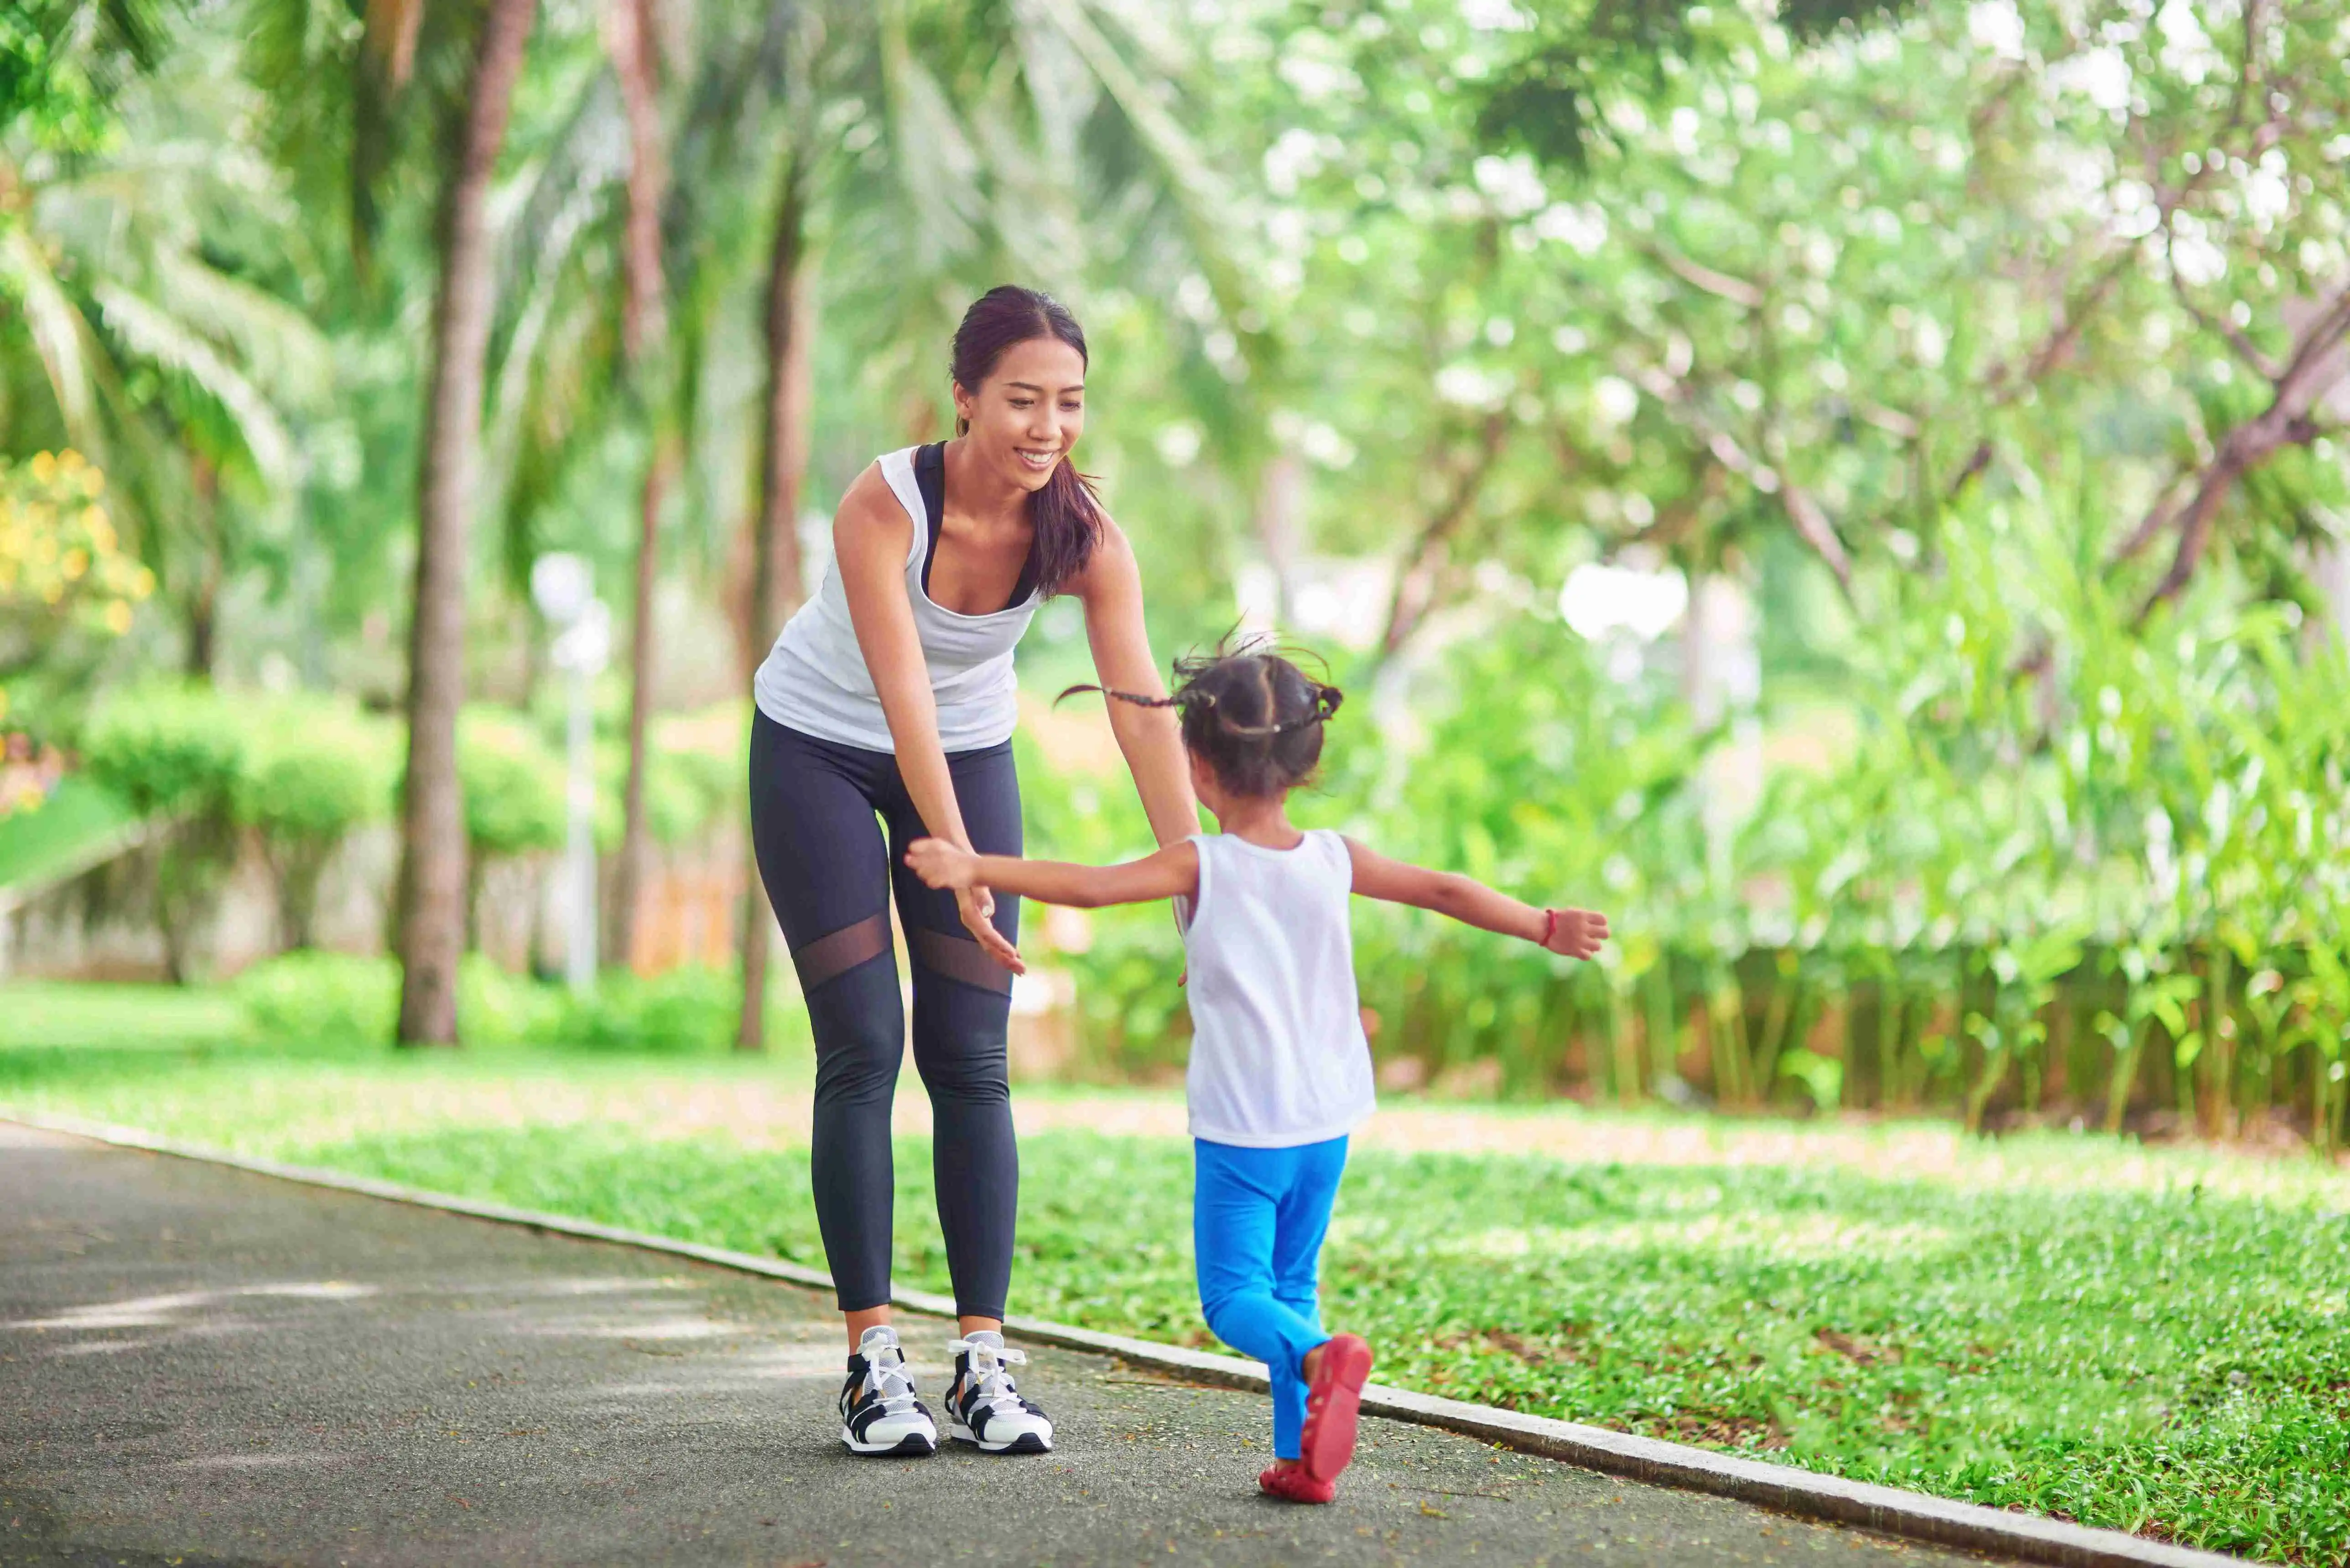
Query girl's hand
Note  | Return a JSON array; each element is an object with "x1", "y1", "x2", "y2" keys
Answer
[
  {"x1": 906, "y1": 839, "x2": 1025, "y2": 973},
  {"x1": 957, "y1": 884, "x2": 1024, "y2": 974},
  {"x1": 1541, "y1": 908, "x2": 1610, "y2": 960},
  {"x1": 905, "y1": 835, "x2": 977, "y2": 890}
]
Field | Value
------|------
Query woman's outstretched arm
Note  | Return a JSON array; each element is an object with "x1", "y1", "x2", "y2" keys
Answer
[
  {"x1": 1071, "y1": 520, "x2": 1199, "y2": 848},
  {"x1": 833, "y1": 462, "x2": 1023, "y2": 972},
  {"x1": 1342, "y1": 836, "x2": 1610, "y2": 959},
  {"x1": 905, "y1": 837, "x2": 1201, "y2": 911}
]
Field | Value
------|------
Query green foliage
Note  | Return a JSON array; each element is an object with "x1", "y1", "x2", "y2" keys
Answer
[
  {"x1": 234, "y1": 950, "x2": 572, "y2": 1049},
  {"x1": 233, "y1": 695, "x2": 396, "y2": 946},
  {"x1": 232, "y1": 698, "x2": 395, "y2": 844},
  {"x1": 457, "y1": 710, "x2": 566, "y2": 863},
  {"x1": 234, "y1": 949, "x2": 397, "y2": 1047},
  {"x1": 76, "y1": 678, "x2": 239, "y2": 819},
  {"x1": 552, "y1": 966, "x2": 748, "y2": 1054},
  {"x1": 0, "y1": 451, "x2": 152, "y2": 728},
  {"x1": 229, "y1": 950, "x2": 770, "y2": 1054},
  {"x1": 0, "y1": 0, "x2": 171, "y2": 153}
]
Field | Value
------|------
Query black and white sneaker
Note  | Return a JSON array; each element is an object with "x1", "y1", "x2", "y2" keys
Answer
[
  {"x1": 839, "y1": 1325, "x2": 937, "y2": 1456},
  {"x1": 944, "y1": 1331, "x2": 1054, "y2": 1454}
]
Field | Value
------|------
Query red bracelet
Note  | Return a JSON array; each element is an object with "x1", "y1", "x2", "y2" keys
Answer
[{"x1": 1539, "y1": 908, "x2": 1558, "y2": 948}]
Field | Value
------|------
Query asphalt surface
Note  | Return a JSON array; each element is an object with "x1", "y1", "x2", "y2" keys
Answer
[{"x1": 0, "y1": 1121, "x2": 2003, "y2": 1567}]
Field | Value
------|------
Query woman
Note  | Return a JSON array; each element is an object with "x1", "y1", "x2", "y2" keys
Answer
[{"x1": 748, "y1": 286, "x2": 1196, "y2": 1458}]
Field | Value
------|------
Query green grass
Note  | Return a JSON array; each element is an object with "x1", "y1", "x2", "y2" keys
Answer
[
  {"x1": 0, "y1": 981, "x2": 243, "y2": 1051},
  {"x1": 0, "y1": 776, "x2": 136, "y2": 892},
  {"x1": 5, "y1": 987, "x2": 2347, "y2": 1564}
]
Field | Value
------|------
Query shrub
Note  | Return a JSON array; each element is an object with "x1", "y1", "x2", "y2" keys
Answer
[
  {"x1": 233, "y1": 697, "x2": 397, "y2": 947},
  {"x1": 458, "y1": 711, "x2": 566, "y2": 862},
  {"x1": 238, "y1": 950, "x2": 572, "y2": 1048},
  {"x1": 78, "y1": 681, "x2": 242, "y2": 820},
  {"x1": 78, "y1": 681, "x2": 244, "y2": 982},
  {"x1": 0, "y1": 450, "x2": 152, "y2": 736},
  {"x1": 458, "y1": 954, "x2": 564, "y2": 1045},
  {"x1": 554, "y1": 966, "x2": 741, "y2": 1052},
  {"x1": 235, "y1": 950, "x2": 398, "y2": 1047}
]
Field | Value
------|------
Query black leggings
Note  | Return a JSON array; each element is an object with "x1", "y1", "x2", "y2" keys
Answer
[{"x1": 747, "y1": 711, "x2": 1022, "y2": 1319}]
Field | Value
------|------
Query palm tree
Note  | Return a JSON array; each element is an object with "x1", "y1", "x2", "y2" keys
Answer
[
  {"x1": 390, "y1": 0, "x2": 540, "y2": 1045},
  {"x1": 0, "y1": 14, "x2": 330, "y2": 668},
  {"x1": 733, "y1": 132, "x2": 812, "y2": 1051},
  {"x1": 604, "y1": 0, "x2": 669, "y2": 976}
]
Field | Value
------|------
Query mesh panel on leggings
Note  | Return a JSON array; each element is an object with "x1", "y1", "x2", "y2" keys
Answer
[
  {"x1": 790, "y1": 913, "x2": 892, "y2": 992},
  {"x1": 908, "y1": 926, "x2": 1014, "y2": 995}
]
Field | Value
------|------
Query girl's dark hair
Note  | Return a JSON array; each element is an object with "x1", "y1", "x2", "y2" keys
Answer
[
  {"x1": 1061, "y1": 640, "x2": 1344, "y2": 799},
  {"x1": 951, "y1": 285, "x2": 1104, "y2": 597}
]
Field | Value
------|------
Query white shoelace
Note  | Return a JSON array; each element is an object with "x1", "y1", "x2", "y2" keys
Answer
[
  {"x1": 861, "y1": 1339, "x2": 920, "y2": 1415},
  {"x1": 947, "y1": 1335, "x2": 1029, "y2": 1413}
]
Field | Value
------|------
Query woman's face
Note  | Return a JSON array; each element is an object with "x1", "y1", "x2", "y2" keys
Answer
[{"x1": 954, "y1": 335, "x2": 1087, "y2": 495}]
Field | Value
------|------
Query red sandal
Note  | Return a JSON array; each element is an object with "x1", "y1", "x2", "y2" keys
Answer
[
  {"x1": 1258, "y1": 1463, "x2": 1336, "y2": 1504},
  {"x1": 1298, "y1": 1333, "x2": 1374, "y2": 1484}
]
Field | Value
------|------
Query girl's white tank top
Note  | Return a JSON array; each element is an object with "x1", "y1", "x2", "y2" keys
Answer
[
  {"x1": 1182, "y1": 829, "x2": 1376, "y2": 1148},
  {"x1": 754, "y1": 444, "x2": 1040, "y2": 754}
]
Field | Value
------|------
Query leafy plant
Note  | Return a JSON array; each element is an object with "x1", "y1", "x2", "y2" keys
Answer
[{"x1": 232, "y1": 696, "x2": 396, "y2": 948}]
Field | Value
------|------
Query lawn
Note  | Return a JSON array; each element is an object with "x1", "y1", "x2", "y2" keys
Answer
[
  {"x1": 4, "y1": 984, "x2": 2347, "y2": 1564},
  {"x1": 0, "y1": 778, "x2": 137, "y2": 894}
]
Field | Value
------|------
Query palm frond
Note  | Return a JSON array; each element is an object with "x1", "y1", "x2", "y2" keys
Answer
[
  {"x1": 92, "y1": 281, "x2": 297, "y2": 488},
  {"x1": 1028, "y1": 0, "x2": 1268, "y2": 373},
  {"x1": 152, "y1": 249, "x2": 333, "y2": 408},
  {"x1": 0, "y1": 225, "x2": 104, "y2": 456},
  {"x1": 877, "y1": 9, "x2": 984, "y2": 274}
]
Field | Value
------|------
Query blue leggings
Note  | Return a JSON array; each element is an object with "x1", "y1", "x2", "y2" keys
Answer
[{"x1": 1193, "y1": 1136, "x2": 1348, "y2": 1459}]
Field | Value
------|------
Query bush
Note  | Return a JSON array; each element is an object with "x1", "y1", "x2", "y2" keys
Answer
[
  {"x1": 0, "y1": 450, "x2": 152, "y2": 736},
  {"x1": 235, "y1": 950, "x2": 398, "y2": 1046},
  {"x1": 458, "y1": 954, "x2": 564, "y2": 1044},
  {"x1": 238, "y1": 950, "x2": 570, "y2": 1048},
  {"x1": 458, "y1": 710, "x2": 566, "y2": 862},
  {"x1": 78, "y1": 681, "x2": 244, "y2": 982},
  {"x1": 78, "y1": 680, "x2": 242, "y2": 820},
  {"x1": 554, "y1": 966, "x2": 741, "y2": 1052},
  {"x1": 234, "y1": 696, "x2": 398, "y2": 947},
  {"x1": 234, "y1": 947, "x2": 814, "y2": 1054}
]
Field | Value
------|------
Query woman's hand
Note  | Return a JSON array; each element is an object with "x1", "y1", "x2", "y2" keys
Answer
[
  {"x1": 906, "y1": 837, "x2": 1025, "y2": 972},
  {"x1": 1541, "y1": 908, "x2": 1611, "y2": 960},
  {"x1": 957, "y1": 884, "x2": 1025, "y2": 974}
]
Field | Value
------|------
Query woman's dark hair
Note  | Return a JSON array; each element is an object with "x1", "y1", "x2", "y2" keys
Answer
[
  {"x1": 1061, "y1": 639, "x2": 1345, "y2": 799},
  {"x1": 951, "y1": 285, "x2": 1105, "y2": 597}
]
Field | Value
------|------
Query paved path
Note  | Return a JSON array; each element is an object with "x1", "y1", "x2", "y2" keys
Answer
[{"x1": 0, "y1": 1123, "x2": 1999, "y2": 1568}]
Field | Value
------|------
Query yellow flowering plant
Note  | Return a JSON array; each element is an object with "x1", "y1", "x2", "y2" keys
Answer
[{"x1": 0, "y1": 451, "x2": 152, "y2": 807}]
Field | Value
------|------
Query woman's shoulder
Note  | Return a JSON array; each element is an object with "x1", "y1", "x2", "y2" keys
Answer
[
  {"x1": 834, "y1": 455, "x2": 920, "y2": 542},
  {"x1": 1066, "y1": 508, "x2": 1136, "y2": 599}
]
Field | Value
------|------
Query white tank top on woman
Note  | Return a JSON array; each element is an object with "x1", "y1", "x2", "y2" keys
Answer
[
  {"x1": 754, "y1": 445, "x2": 1040, "y2": 753},
  {"x1": 1183, "y1": 829, "x2": 1376, "y2": 1148}
]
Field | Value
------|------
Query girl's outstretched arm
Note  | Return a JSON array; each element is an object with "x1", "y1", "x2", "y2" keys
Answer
[
  {"x1": 1342, "y1": 836, "x2": 1609, "y2": 959},
  {"x1": 905, "y1": 837, "x2": 1201, "y2": 911}
]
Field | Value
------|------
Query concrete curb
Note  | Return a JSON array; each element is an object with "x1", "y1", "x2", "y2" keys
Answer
[{"x1": 5, "y1": 1109, "x2": 2241, "y2": 1568}]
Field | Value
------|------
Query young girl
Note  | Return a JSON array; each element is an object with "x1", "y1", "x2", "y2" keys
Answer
[{"x1": 905, "y1": 647, "x2": 1608, "y2": 1503}]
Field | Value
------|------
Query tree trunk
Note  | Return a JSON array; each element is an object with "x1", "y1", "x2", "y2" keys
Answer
[
  {"x1": 611, "y1": 443, "x2": 668, "y2": 971},
  {"x1": 393, "y1": 0, "x2": 538, "y2": 1047},
  {"x1": 606, "y1": 0, "x2": 667, "y2": 976},
  {"x1": 183, "y1": 455, "x2": 220, "y2": 679},
  {"x1": 735, "y1": 156, "x2": 813, "y2": 1053}
]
